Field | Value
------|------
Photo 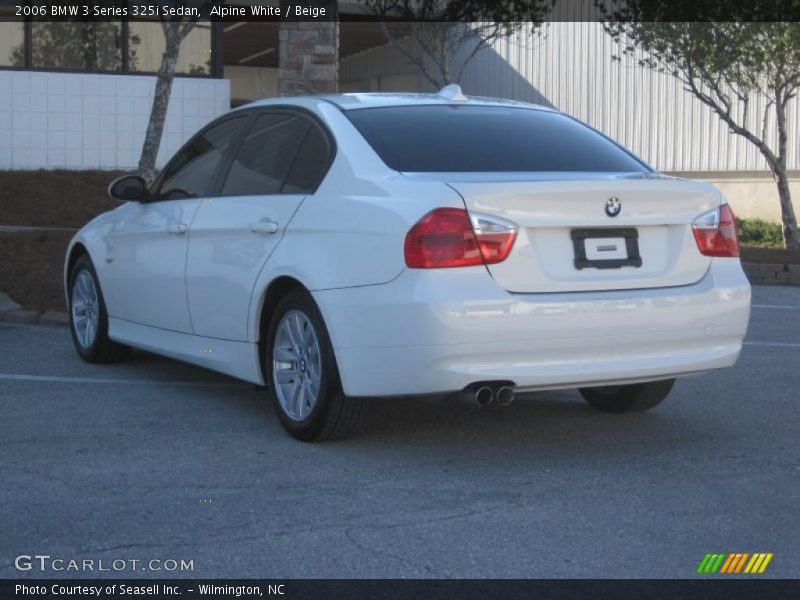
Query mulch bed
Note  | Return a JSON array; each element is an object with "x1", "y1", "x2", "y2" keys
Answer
[
  {"x1": 0, "y1": 230, "x2": 73, "y2": 312},
  {"x1": 0, "y1": 170, "x2": 125, "y2": 311},
  {"x1": 0, "y1": 169, "x2": 125, "y2": 228}
]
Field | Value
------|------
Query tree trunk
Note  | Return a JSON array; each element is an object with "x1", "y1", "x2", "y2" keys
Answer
[
  {"x1": 137, "y1": 35, "x2": 180, "y2": 184},
  {"x1": 773, "y1": 98, "x2": 800, "y2": 250},
  {"x1": 775, "y1": 169, "x2": 799, "y2": 250},
  {"x1": 440, "y1": 32, "x2": 450, "y2": 85}
]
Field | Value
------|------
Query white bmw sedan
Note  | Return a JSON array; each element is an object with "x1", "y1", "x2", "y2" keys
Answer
[{"x1": 65, "y1": 87, "x2": 751, "y2": 441}]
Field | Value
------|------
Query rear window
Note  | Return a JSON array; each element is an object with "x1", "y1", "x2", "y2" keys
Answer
[{"x1": 346, "y1": 105, "x2": 648, "y2": 173}]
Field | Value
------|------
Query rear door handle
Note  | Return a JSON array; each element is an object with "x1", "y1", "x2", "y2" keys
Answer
[
  {"x1": 167, "y1": 222, "x2": 187, "y2": 235},
  {"x1": 250, "y1": 219, "x2": 279, "y2": 235}
]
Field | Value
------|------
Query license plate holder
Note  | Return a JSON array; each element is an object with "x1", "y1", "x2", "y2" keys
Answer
[{"x1": 571, "y1": 228, "x2": 642, "y2": 270}]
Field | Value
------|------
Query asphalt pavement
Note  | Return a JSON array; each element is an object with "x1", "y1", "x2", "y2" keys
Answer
[{"x1": 1, "y1": 285, "x2": 798, "y2": 579}]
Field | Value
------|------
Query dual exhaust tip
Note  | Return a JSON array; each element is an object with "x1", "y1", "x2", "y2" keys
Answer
[{"x1": 463, "y1": 382, "x2": 516, "y2": 407}]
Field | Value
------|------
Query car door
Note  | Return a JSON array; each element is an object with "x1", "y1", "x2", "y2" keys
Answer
[
  {"x1": 102, "y1": 114, "x2": 248, "y2": 333},
  {"x1": 186, "y1": 109, "x2": 334, "y2": 341}
]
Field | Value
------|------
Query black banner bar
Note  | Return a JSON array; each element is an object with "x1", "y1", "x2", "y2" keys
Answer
[
  {"x1": 2, "y1": 0, "x2": 800, "y2": 23},
  {"x1": 3, "y1": 579, "x2": 800, "y2": 600}
]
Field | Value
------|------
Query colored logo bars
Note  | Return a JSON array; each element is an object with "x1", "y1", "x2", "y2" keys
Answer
[{"x1": 697, "y1": 553, "x2": 773, "y2": 574}]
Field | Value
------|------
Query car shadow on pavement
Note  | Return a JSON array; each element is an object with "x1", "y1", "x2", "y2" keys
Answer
[
  {"x1": 94, "y1": 349, "x2": 706, "y2": 461},
  {"x1": 333, "y1": 390, "x2": 700, "y2": 462}
]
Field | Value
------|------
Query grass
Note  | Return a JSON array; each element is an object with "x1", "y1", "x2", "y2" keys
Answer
[{"x1": 736, "y1": 217, "x2": 784, "y2": 249}]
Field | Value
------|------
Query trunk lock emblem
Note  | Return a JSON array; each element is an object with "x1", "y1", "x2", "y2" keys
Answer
[{"x1": 605, "y1": 197, "x2": 622, "y2": 217}]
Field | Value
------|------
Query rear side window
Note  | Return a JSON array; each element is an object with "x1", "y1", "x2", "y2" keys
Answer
[
  {"x1": 158, "y1": 115, "x2": 246, "y2": 198},
  {"x1": 346, "y1": 105, "x2": 648, "y2": 173},
  {"x1": 221, "y1": 113, "x2": 309, "y2": 196},
  {"x1": 283, "y1": 125, "x2": 331, "y2": 194}
]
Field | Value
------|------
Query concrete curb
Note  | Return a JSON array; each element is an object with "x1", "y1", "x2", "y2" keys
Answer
[
  {"x1": 0, "y1": 292, "x2": 21, "y2": 312},
  {"x1": 0, "y1": 310, "x2": 44, "y2": 325},
  {"x1": 0, "y1": 292, "x2": 69, "y2": 327},
  {"x1": 0, "y1": 308, "x2": 70, "y2": 327},
  {"x1": 40, "y1": 311, "x2": 71, "y2": 326}
]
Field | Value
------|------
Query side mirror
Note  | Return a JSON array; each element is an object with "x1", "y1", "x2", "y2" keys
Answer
[{"x1": 108, "y1": 175, "x2": 150, "y2": 202}]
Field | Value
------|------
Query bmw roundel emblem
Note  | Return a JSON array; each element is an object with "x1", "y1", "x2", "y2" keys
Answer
[{"x1": 605, "y1": 197, "x2": 621, "y2": 217}]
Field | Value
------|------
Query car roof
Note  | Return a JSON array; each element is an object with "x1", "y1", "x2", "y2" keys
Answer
[{"x1": 244, "y1": 86, "x2": 555, "y2": 113}]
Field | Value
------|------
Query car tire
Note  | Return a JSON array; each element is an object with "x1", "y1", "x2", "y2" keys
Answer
[
  {"x1": 68, "y1": 254, "x2": 131, "y2": 364},
  {"x1": 579, "y1": 379, "x2": 675, "y2": 413},
  {"x1": 265, "y1": 290, "x2": 363, "y2": 442}
]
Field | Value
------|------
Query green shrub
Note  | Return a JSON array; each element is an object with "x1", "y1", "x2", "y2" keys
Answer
[{"x1": 736, "y1": 217, "x2": 784, "y2": 248}]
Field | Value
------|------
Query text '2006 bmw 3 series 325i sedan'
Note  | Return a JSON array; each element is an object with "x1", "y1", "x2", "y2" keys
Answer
[{"x1": 64, "y1": 85, "x2": 751, "y2": 441}]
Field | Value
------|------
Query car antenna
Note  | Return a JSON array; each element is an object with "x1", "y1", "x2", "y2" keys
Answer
[{"x1": 437, "y1": 84, "x2": 468, "y2": 102}]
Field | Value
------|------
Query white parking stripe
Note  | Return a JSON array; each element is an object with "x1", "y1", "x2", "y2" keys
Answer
[
  {"x1": 744, "y1": 341, "x2": 800, "y2": 349},
  {"x1": 0, "y1": 373, "x2": 248, "y2": 388},
  {"x1": 751, "y1": 304, "x2": 800, "y2": 310},
  {"x1": 0, "y1": 225, "x2": 78, "y2": 232}
]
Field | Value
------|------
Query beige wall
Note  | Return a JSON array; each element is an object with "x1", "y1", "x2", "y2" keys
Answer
[
  {"x1": 226, "y1": 65, "x2": 278, "y2": 104},
  {"x1": 340, "y1": 73, "x2": 421, "y2": 93},
  {"x1": 669, "y1": 172, "x2": 800, "y2": 223}
]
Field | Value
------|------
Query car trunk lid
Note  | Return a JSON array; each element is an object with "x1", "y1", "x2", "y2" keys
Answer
[{"x1": 414, "y1": 172, "x2": 721, "y2": 293}]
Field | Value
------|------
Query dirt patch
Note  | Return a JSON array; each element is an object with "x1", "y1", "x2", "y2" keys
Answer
[
  {"x1": 0, "y1": 169, "x2": 125, "y2": 228},
  {"x1": 740, "y1": 246, "x2": 800, "y2": 265},
  {"x1": 0, "y1": 230, "x2": 73, "y2": 311}
]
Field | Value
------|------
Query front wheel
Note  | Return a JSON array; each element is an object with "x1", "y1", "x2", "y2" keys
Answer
[
  {"x1": 579, "y1": 379, "x2": 675, "y2": 413},
  {"x1": 265, "y1": 291, "x2": 363, "y2": 441},
  {"x1": 68, "y1": 254, "x2": 131, "y2": 363}
]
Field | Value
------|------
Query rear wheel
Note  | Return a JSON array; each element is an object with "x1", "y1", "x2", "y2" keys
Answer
[
  {"x1": 579, "y1": 379, "x2": 675, "y2": 413},
  {"x1": 68, "y1": 254, "x2": 131, "y2": 363},
  {"x1": 265, "y1": 290, "x2": 363, "y2": 441}
]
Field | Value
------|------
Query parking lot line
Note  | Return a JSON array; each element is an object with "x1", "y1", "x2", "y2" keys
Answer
[
  {"x1": 0, "y1": 373, "x2": 248, "y2": 388},
  {"x1": 743, "y1": 341, "x2": 800, "y2": 348},
  {"x1": 751, "y1": 304, "x2": 800, "y2": 310}
]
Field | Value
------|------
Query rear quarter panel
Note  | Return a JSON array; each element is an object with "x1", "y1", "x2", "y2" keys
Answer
[{"x1": 245, "y1": 102, "x2": 466, "y2": 342}]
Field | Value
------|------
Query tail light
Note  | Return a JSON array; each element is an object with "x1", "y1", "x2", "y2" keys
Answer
[
  {"x1": 692, "y1": 203, "x2": 739, "y2": 257},
  {"x1": 404, "y1": 208, "x2": 517, "y2": 268}
]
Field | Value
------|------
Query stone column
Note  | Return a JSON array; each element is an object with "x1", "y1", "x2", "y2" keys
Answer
[{"x1": 278, "y1": 21, "x2": 338, "y2": 96}]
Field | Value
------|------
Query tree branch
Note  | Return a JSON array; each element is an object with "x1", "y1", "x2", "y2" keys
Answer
[{"x1": 379, "y1": 22, "x2": 442, "y2": 89}]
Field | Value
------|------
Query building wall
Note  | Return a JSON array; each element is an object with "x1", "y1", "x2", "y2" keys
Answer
[
  {"x1": 0, "y1": 70, "x2": 229, "y2": 170},
  {"x1": 668, "y1": 172, "x2": 800, "y2": 224},
  {"x1": 462, "y1": 22, "x2": 800, "y2": 173}
]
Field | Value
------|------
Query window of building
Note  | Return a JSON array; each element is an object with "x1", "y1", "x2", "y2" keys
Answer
[
  {"x1": 0, "y1": 14, "x2": 24, "y2": 67},
  {"x1": 129, "y1": 22, "x2": 213, "y2": 75},
  {"x1": 31, "y1": 22, "x2": 123, "y2": 71},
  {"x1": 220, "y1": 113, "x2": 311, "y2": 196},
  {"x1": 158, "y1": 115, "x2": 247, "y2": 199},
  {"x1": 0, "y1": 9, "x2": 218, "y2": 77}
]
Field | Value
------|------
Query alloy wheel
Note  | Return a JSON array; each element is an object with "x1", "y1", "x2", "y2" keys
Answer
[
  {"x1": 71, "y1": 269, "x2": 100, "y2": 349},
  {"x1": 272, "y1": 310, "x2": 322, "y2": 421}
]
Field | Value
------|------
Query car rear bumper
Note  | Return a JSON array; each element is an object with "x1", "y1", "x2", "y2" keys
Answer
[{"x1": 313, "y1": 259, "x2": 751, "y2": 397}]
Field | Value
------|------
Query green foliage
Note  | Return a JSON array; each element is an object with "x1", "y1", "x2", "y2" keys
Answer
[{"x1": 736, "y1": 217, "x2": 784, "y2": 248}]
